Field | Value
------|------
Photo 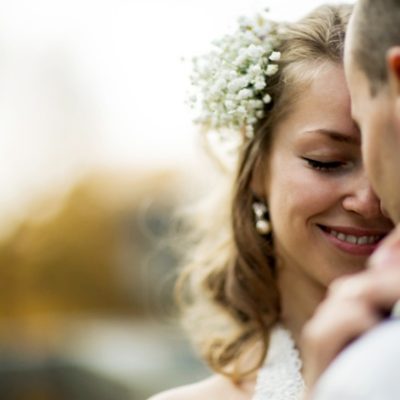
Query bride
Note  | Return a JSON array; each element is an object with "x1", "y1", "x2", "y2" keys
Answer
[{"x1": 150, "y1": 4, "x2": 393, "y2": 400}]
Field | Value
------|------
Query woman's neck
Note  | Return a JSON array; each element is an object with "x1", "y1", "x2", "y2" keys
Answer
[{"x1": 277, "y1": 265, "x2": 326, "y2": 351}]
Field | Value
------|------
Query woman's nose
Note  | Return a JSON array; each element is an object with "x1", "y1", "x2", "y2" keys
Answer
[
  {"x1": 342, "y1": 173, "x2": 383, "y2": 219},
  {"x1": 380, "y1": 201, "x2": 390, "y2": 218}
]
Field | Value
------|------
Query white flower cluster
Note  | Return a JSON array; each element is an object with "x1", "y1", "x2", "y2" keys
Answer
[{"x1": 189, "y1": 13, "x2": 282, "y2": 139}]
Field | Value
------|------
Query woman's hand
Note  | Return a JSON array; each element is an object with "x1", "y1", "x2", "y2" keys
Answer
[{"x1": 301, "y1": 224, "x2": 400, "y2": 391}]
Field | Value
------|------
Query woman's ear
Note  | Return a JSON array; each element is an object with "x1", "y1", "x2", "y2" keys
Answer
[{"x1": 387, "y1": 47, "x2": 400, "y2": 96}]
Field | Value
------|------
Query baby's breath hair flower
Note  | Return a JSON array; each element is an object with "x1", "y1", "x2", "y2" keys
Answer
[{"x1": 189, "y1": 11, "x2": 283, "y2": 139}]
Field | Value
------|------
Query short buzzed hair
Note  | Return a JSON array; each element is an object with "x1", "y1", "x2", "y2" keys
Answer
[{"x1": 352, "y1": 0, "x2": 400, "y2": 94}]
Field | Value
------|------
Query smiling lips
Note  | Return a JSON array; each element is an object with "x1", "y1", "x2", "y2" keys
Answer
[{"x1": 319, "y1": 225, "x2": 387, "y2": 255}]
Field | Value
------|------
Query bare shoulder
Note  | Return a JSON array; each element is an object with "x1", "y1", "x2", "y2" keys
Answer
[{"x1": 148, "y1": 374, "x2": 255, "y2": 400}]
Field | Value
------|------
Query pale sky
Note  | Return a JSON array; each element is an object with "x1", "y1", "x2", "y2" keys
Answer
[{"x1": 0, "y1": 0, "x2": 354, "y2": 225}]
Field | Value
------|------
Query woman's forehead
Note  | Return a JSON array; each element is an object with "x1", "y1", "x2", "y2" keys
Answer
[{"x1": 286, "y1": 63, "x2": 354, "y2": 131}]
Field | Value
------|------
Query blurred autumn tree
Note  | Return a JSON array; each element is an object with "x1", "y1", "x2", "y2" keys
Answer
[{"x1": 0, "y1": 169, "x2": 186, "y2": 333}]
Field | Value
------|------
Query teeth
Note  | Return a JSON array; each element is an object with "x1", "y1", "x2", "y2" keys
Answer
[
  {"x1": 347, "y1": 235, "x2": 357, "y2": 244},
  {"x1": 330, "y1": 229, "x2": 380, "y2": 245},
  {"x1": 357, "y1": 236, "x2": 369, "y2": 245},
  {"x1": 337, "y1": 232, "x2": 346, "y2": 241}
]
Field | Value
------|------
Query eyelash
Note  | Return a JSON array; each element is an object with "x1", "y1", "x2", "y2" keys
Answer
[{"x1": 303, "y1": 158, "x2": 345, "y2": 172}]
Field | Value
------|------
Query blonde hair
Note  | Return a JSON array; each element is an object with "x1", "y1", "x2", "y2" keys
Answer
[{"x1": 176, "y1": 3, "x2": 352, "y2": 382}]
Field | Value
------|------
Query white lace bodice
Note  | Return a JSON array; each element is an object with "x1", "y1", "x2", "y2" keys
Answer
[{"x1": 252, "y1": 325, "x2": 305, "y2": 400}]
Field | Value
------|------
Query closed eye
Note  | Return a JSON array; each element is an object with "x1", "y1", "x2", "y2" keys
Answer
[{"x1": 302, "y1": 158, "x2": 346, "y2": 172}]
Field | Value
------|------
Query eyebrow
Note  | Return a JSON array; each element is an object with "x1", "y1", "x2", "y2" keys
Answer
[{"x1": 302, "y1": 129, "x2": 360, "y2": 145}]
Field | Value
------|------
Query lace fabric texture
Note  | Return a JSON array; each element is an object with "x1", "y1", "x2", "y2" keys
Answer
[{"x1": 253, "y1": 325, "x2": 305, "y2": 400}]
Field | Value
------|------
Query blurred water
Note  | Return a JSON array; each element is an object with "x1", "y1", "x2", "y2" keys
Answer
[
  {"x1": 62, "y1": 318, "x2": 209, "y2": 398},
  {"x1": 0, "y1": 317, "x2": 209, "y2": 399}
]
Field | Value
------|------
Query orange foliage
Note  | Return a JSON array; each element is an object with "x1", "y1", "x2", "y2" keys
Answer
[{"x1": 0, "y1": 169, "x2": 184, "y2": 323}]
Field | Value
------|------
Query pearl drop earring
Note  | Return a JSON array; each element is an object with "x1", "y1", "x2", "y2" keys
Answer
[{"x1": 252, "y1": 201, "x2": 271, "y2": 235}]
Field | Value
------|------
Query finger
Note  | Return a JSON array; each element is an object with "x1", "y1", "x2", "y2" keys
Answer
[{"x1": 328, "y1": 269, "x2": 400, "y2": 314}]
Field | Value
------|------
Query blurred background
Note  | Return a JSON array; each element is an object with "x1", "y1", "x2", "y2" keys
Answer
[{"x1": 0, "y1": 0, "x2": 353, "y2": 398}]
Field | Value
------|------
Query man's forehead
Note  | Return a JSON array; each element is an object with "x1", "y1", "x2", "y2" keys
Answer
[
  {"x1": 344, "y1": 13, "x2": 356, "y2": 71},
  {"x1": 346, "y1": 67, "x2": 365, "y2": 125},
  {"x1": 343, "y1": 15, "x2": 364, "y2": 122}
]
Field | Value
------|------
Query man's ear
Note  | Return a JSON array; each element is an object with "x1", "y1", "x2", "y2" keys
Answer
[
  {"x1": 387, "y1": 47, "x2": 400, "y2": 141},
  {"x1": 387, "y1": 47, "x2": 400, "y2": 96}
]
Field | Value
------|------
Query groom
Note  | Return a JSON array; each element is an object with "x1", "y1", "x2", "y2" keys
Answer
[{"x1": 303, "y1": 0, "x2": 400, "y2": 398}]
